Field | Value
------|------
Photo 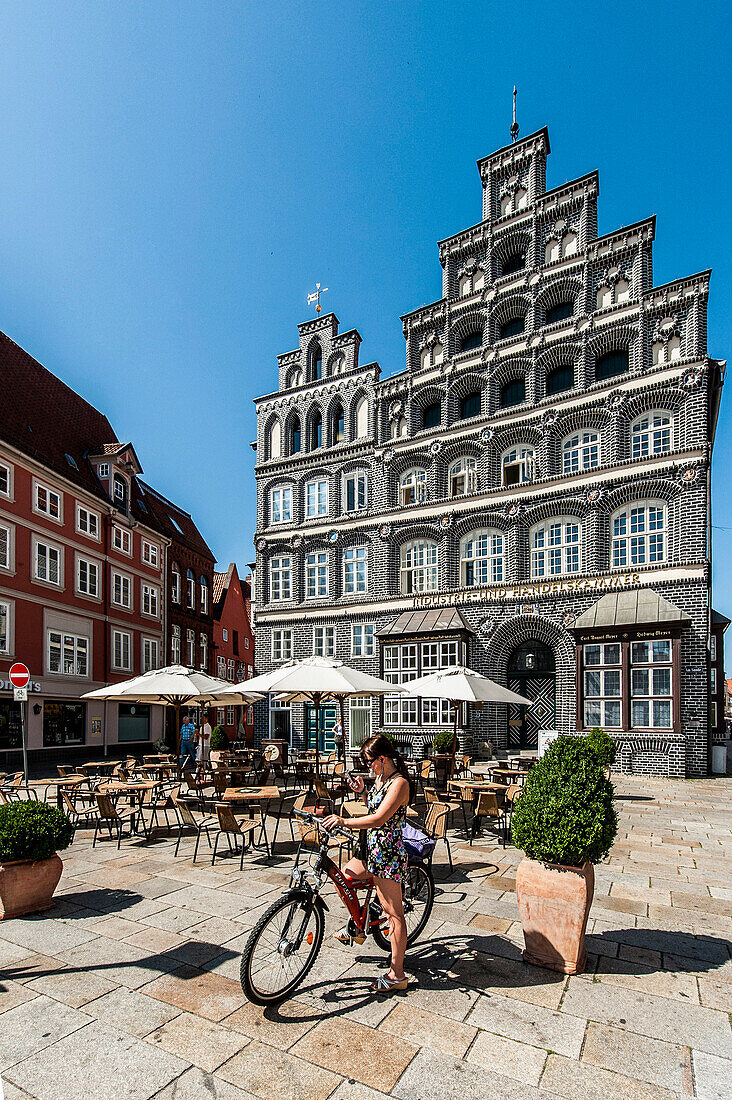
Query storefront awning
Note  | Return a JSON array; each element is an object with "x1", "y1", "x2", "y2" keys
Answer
[
  {"x1": 377, "y1": 608, "x2": 475, "y2": 637},
  {"x1": 571, "y1": 589, "x2": 690, "y2": 631}
]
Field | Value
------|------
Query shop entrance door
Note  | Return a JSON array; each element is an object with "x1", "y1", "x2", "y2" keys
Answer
[
  {"x1": 304, "y1": 704, "x2": 337, "y2": 754},
  {"x1": 507, "y1": 641, "x2": 555, "y2": 749}
]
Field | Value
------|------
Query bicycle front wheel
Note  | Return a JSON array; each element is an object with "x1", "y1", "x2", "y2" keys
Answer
[
  {"x1": 372, "y1": 863, "x2": 435, "y2": 951},
  {"x1": 240, "y1": 892, "x2": 324, "y2": 1005}
]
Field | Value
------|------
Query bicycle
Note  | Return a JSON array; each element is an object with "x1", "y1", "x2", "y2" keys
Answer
[{"x1": 239, "y1": 808, "x2": 435, "y2": 1005}]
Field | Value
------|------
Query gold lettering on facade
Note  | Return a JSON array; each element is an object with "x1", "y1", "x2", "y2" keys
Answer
[{"x1": 412, "y1": 572, "x2": 642, "y2": 609}]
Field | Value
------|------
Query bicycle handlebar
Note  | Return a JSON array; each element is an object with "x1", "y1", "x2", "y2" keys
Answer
[{"x1": 292, "y1": 808, "x2": 354, "y2": 842}]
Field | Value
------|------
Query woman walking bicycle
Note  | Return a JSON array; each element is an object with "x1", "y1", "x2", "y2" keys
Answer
[{"x1": 323, "y1": 734, "x2": 411, "y2": 994}]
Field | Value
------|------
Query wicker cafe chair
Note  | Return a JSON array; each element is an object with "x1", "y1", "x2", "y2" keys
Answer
[
  {"x1": 268, "y1": 791, "x2": 302, "y2": 850},
  {"x1": 212, "y1": 803, "x2": 259, "y2": 869},
  {"x1": 424, "y1": 784, "x2": 468, "y2": 838},
  {"x1": 471, "y1": 791, "x2": 508, "y2": 847},
  {"x1": 92, "y1": 793, "x2": 139, "y2": 849},
  {"x1": 172, "y1": 793, "x2": 218, "y2": 861},
  {"x1": 60, "y1": 790, "x2": 99, "y2": 830},
  {"x1": 418, "y1": 759, "x2": 434, "y2": 795},
  {"x1": 140, "y1": 784, "x2": 180, "y2": 834},
  {"x1": 424, "y1": 802, "x2": 453, "y2": 871}
]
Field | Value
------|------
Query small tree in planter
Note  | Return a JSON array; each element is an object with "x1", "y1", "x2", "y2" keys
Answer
[
  {"x1": 209, "y1": 725, "x2": 228, "y2": 764},
  {"x1": 0, "y1": 803, "x2": 74, "y2": 920},
  {"x1": 585, "y1": 727, "x2": 617, "y2": 777},
  {"x1": 511, "y1": 735, "x2": 617, "y2": 974}
]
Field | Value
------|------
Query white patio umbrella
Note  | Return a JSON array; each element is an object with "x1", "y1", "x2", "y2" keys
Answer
[
  {"x1": 215, "y1": 656, "x2": 405, "y2": 776},
  {"x1": 401, "y1": 665, "x2": 531, "y2": 774},
  {"x1": 82, "y1": 665, "x2": 262, "y2": 755}
]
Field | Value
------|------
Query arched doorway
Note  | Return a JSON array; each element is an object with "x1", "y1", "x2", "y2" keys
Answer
[{"x1": 507, "y1": 641, "x2": 556, "y2": 748}]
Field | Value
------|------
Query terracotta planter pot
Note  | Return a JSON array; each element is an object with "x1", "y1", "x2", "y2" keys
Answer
[
  {"x1": 0, "y1": 854, "x2": 63, "y2": 920},
  {"x1": 515, "y1": 857, "x2": 594, "y2": 975}
]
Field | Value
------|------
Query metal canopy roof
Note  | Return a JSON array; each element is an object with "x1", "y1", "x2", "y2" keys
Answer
[
  {"x1": 377, "y1": 608, "x2": 475, "y2": 637},
  {"x1": 572, "y1": 589, "x2": 690, "y2": 631}
]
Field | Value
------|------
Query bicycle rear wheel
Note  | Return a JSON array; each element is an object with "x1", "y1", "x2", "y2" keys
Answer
[
  {"x1": 240, "y1": 892, "x2": 324, "y2": 1005},
  {"x1": 372, "y1": 863, "x2": 435, "y2": 951}
]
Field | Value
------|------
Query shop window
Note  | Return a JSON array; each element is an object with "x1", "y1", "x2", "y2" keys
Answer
[
  {"x1": 43, "y1": 701, "x2": 85, "y2": 747},
  {"x1": 383, "y1": 639, "x2": 460, "y2": 726},
  {"x1": 118, "y1": 703, "x2": 150, "y2": 743},
  {"x1": 582, "y1": 643, "x2": 622, "y2": 729},
  {"x1": 630, "y1": 640, "x2": 672, "y2": 729},
  {"x1": 0, "y1": 700, "x2": 22, "y2": 750}
]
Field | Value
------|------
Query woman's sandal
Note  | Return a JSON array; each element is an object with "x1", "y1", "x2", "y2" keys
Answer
[{"x1": 370, "y1": 973, "x2": 409, "y2": 994}]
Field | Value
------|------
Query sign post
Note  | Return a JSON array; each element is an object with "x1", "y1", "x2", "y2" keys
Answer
[{"x1": 9, "y1": 664, "x2": 30, "y2": 779}]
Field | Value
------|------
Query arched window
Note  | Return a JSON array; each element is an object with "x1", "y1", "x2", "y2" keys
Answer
[
  {"x1": 596, "y1": 286, "x2": 612, "y2": 310},
  {"x1": 268, "y1": 420, "x2": 281, "y2": 459},
  {"x1": 631, "y1": 413, "x2": 671, "y2": 459},
  {"x1": 200, "y1": 576, "x2": 209, "y2": 615},
  {"x1": 563, "y1": 431, "x2": 600, "y2": 474},
  {"x1": 461, "y1": 530, "x2": 504, "y2": 585},
  {"x1": 355, "y1": 396, "x2": 369, "y2": 438},
  {"x1": 531, "y1": 519, "x2": 581, "y2": 577},
  {"x1": 499, "y1": 316, "x2": 525, "y2": 340},
  {"x1": 502, "y1": 446, "x2": 534, "y2": 486},
  {"x1": 290, "y1": 418, "x2": 301, "y2": 454},
  {"x1": 545, "y1": 300, "x2": 574, "y2": 325},
  {"x1": 546, "y1": 364, "x2": 574, "y2": 395},
  {"x1": 597, "y1": 349, "x2": 629, "y2": 381},
  {"x1": 459, "y1": 270, "x2": 484, "y2": 297},
  {"x1": 449, "y1": 457, "x2": 477, "y2": 497},
  {"x1": 500, "y1": 188, "x2": 527, "y2": 217},
  {"x1": 501, "y1": 251, "x2": 525, "y2": 276},
  {"x1": 611, "y1": 502, "x2": 666, "y2": 567},
  {"x1": 330, "y1": 355, "x2": 345, "y2": 375},
  {"x1": 420, "y1": 342, "x2": 443, "y2": 370},
  {"x1": 400, "y1": 540, "x2": 438, "y2": 594},
  {"x1": 561, "y1": 232, "x2": 578, "y2": 258},
  {"x1": 422, "y1": 401, "x2": 441, "y2": 430},
  {"x1": 652, "y1": 336, "x2": 681, "y2": 366},
  {"x1": 545, "y1": 239, "x2": 560, "y2": 265},
  {"x1": 332, "y1": 404, "x2": 345, "y2": 444},
  {"x1": 186, "y1": 568, "x2": 196, "y2": 609},
  {"x1": 390, "y1": 416, "x2": 407, "y2": 439},
  {"x1": 459, "y1": 391, "x2": 481, "y2": 420},
  {"x1": 171, "y1": 562, "x2": 181, "y2": 604},
  {"x1": 400, "y1": 468, "x2": 427, "y2": 506},
  {"x1": 310, "y1": 410, "x2": 322, "y2": 449},
  {"x1": 460, "y1": 330, "x2": 483, "y2": 353},
  {"x1": 500, "y1": 377, "x2": 525, "y2": 408},
  {"x1": 310, "y1": 344, "x2": 323, "y2": 381}
]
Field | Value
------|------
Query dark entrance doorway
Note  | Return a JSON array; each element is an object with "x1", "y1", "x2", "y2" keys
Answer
[{"x1": 507, "y1": 641, "x2": 556, "y2": 748}]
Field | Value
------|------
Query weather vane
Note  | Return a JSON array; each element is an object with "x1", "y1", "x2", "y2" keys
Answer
[
  {"x1": 307, "y1": 283, "x2": 329, "y2": 315},
  {"x1": 511, "y1": 86, "x2": 519, "y2": 143}
]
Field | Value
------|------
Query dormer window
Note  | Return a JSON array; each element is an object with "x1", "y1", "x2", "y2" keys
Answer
[
  {"x1": 450, "y1": 457, "x2": 477, "y2": 498},
  {"x1": 502, "y1": 251, "x2": 525, "y2": 276},
  {"x1": 113, "y1": 475, "x2": 128, "y2": 511},
  {"x1": 97, "y1": 463, "x2": 109, "y2": 479},
  {"x1": 499, "y1": 317, "x2": 525, "y2": 340}
]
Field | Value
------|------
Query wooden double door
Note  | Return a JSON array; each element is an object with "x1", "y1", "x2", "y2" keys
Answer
[{"x1": 507, "y1": 642, "x2": 556, "y2": 749}]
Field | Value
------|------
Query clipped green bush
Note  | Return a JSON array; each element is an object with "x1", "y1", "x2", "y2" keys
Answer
[
  {"x1": 511, "y1": 736, "x2": 617, "y2": 866},
  {"x1": 0, "y1": 803, "x2": 74, "y2": 863},
  {"x1": 432, "y1": 729, "x2": 455, "y2": 754},
  {"x1": 585, "y1": 727, "x2": 617, "y2": 768},
  {"x1": 210, "y1": 726, "x2": 228, "y2": 752}
]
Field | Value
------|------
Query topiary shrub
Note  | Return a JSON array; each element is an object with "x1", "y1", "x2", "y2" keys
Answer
[
  {"x1": 511, "y1": 736, "x2": 617, "y2": 867},
  {"x1": 432, "y1": 729, "x2": 455, "y2": 754},
  {"x1": 210, "y1": 726, "x2": 228, "y2": 752},
  {"x1": 585, "y1": 727, "x2": 617, "y2": 768},
  {"x1": 0, "y1": 803, "x2": 74, "y2": 863}
]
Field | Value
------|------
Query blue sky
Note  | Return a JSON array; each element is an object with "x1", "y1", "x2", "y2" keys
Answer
[{"x1": 1, "y1": 3, "x2": 731, "y2": 648}]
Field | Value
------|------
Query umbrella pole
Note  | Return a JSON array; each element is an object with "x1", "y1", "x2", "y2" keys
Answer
[
  {"x1": 450, "y1": 700, "x2": 459, "y2": 778},
  {"x1": 174, "y1": 702, "x2": 182, "y2": 773},
  {"x1": 313, "y1": 691, "x2": 321, "y2": 779}
]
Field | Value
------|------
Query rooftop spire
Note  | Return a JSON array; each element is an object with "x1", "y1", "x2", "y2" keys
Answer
[{"x1": 510, "y1": 86, "x2": 519, "y2": 143}]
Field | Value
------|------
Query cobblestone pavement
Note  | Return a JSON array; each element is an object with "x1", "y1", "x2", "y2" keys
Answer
[{"x1": 1, "y1": 776, "x2": 731, "y2": 1099}]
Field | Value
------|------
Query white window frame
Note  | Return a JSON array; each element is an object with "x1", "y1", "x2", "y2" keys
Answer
[
  {"x1": 76, "y1": 555, "x2": 100, "y2": 599},
  {"x1": 217, "y1": 655, "x2": 226, "y2": 678},
  {"x1": 343, "y1": 545, "x2": 368, "y2": 594},
  {"x1": 531, "y1": 519, "x2": 581, "y2": 578},
  {"x1": 186, "y1": 628, "x2": 195, "y2": 666},
  {"x1": 199, "y1": 633, "x2": 208, "y2": 671},
  {"x1": 631, "y1": 412, "x2": 672, "y2": 460},
  {"x1": 227, "y1": 658, "x2": 235, "y2": 681},
  {"x1": 186, "y1": 569, "x2": 196, "y2": 608},
  {"x1": 33, "y1": 479, "x2": 63, "y2": 522},
  {"x1": 502, "y1": 445, "x2": 535, "y2": 486},
  {"x1": 305, "y1": 478, "x2": 329, "y2": 518},
  {"x1": 313, "y1": 625, "x2": 335, "y2": 658},
  {"x1": 611, "y1": 501, "x2": 666, "y2": 569},
  {"x1": 141, "y1": 583, "x2": 160, "y2": 618},
  {"x1": 305, "y1": 551, "x2": 328, "y2": 598},
  {"x1": 344, "y1": 470, "x2": 368, "y2": 513},
  {"x1": 226, "y1": 705, "x2": 235, "y2": 726},
  {"x1": 113, "y1": 473, "x2": 127, "y2": 506},
  {"x1": 48, "y1": 629, "x2": 89, "y2": 677},
  {"x1": 400, "y1": 468, "x2": 427, "y2": 506},
  {"x1": 111, "y1": 570, "x2": 133, "y2": 610},
  {"x1": 142, "y1": 637, "x2": 159, "y2": 673},
  {"x1": 76, "y1": 504, "x2": 101, "y2": 541},
  {"x1": 0, "y1": 521, "x2": 14, "y2": 572},
  {"x1": 270, "y1": 556, "x2": 292, "y2": 601},
  {"x1": 171, "y1": 565, "x2": 181, "y2": 604},
  {"x1": 449, "y1": 457, "x2": 477, "y2": 498},
  {"x1": 112, "y1": 526, "x2": 132, "y2": 556},
  {"x1": 400, "y1": 540, "x2": 438, "y2": 595},
  {"x1": 0, "y1": 599, "x2": 12, "y2": 654},
  {"x1": 351, "y1": 623, "x2": 375, "y2": 658},
  {"x1": 112, "y1": 629, "x2": 132, "y2": 672},
  {"x1": 562, "y1": 431, "x2": 600, "y2": 475},
  {"x1": 33, "y1": 537, "x2": 63, "y2": 587},
  {"x1": 711, "y1": 634, "x2": 717, "y2": 663},
  {"x1": 171, "y1": 624, "x2": 181, "y2": 664},
  {"x1": 97, "y1": 462, "x2": 110, "y2": 478},
  {"x1": 0, "y1": 460, "x2": 13, "y2": 500},
  {"x1": 461, "y1": 530, "x2": 504, "y2": 586},
  {"x1": 200, "y1": 577, "x2": 209, "y2": 614},
  {"x1": 270, "y1": 485, "x2": 293, "y2": 525},
  {"x1": 711, "y1": 666, "x2": 717, "y2": 694},
  {"x1": 272, "y1": 628, "x2": 293, "y2": 662},
  {"x1": 141, "y1": 540, "x2": 159, "y2": 568}
]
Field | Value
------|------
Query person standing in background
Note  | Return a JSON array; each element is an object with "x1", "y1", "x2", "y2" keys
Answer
[
  {"x1": 196, "y1": 712, "x2": 212, "y2": 771},
  {"x1": 333, "y1": 717, "x2": 344, "y2": 761},
  {"x1": 179, "y1": 713, "x2": 196, "y2": 771}
]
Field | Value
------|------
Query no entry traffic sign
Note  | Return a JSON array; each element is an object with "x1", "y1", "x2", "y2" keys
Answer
[{"x1": 9, "y1": 663, "x2": 30, "y2": 689}]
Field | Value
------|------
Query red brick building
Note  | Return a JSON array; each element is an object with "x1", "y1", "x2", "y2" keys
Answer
[{"x1": 212, "y1": 563, "x2": 255, "y2": 742}]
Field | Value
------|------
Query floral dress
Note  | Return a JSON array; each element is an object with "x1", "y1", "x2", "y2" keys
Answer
[{"x1": 366, "y1": 775, "x2": 408, "y2": 884}]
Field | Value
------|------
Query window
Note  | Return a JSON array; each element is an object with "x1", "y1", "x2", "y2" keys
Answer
[
  {"x1": 270, "y1": 485, "x2": 292, "y2": 524},
  {"x1": 531, "y1": 520, "x2": 580, "y2": 577},
  {"x1": 270, "y1": 556, "x2": 292, "y2": 601},
  {"x1": 630, "y1": 640, "x2": 672, "y2": 728},
  {"x1": 419, "y1": 343, "x2": 443, "y2": 370},
  {"x1": 501, "y1": 251, "x2": 525, "y2": 276},
  {"x1": 76, "y1": 506, "x2": 100, "y2": 540},
  {"x1": 711, "y1": 634, "x2": 717, "y2": 663},
  {"x1": 422, "y1": 401, "x2": 441, "y2": 430},
  {"x1": 222, "y1": 628, "x2": 229, "y2": 643},
  {"x1": 502, "y1": 446, "x2": 534, "y2": 486},
  {"x1": 355, "y1": 396, "x2": 369, "y2": 438},
  {"x1": 200, "y1": 576, "x2": 209, "y2": 614},
  {"x1": 459, "y1": 391, "x2": 481, "y2": 420},
  {"x1": 112, "y1": 526, "x2": 131, "y2": 555},
  {"x1": 563, "y1": 431, "x2": 600, "y2": 474},
  {"x1": 500, "y1": 377, "x2": 525, "y2": 408},
  {"x1": 352, "y1": 624, "x2": 375, "y2": 657},
  {"x1": 199, "y1": 634, "x2": 208, "y2": 671},
  {"x1": 270, "y1": 697, "x2": 291, "y2": 739},
  {"x1": 384, "y1": 640, "x2": 460, "y2": 726},
  {"x1": 612, "y1": 503, "x2": 666, "y2": 567},
  {"x1": 0, "y1": 600, "x2": 10, "y2": 654},
  {"x1": 545, "y1": 301, "x2": 574, "y2": 325},
  {"x1": 499, "y1": 316, "x2": 525, "y2": 340},
  {"x1": 310, "y1": 410, "x2": 322, "y2": 449},
  {"x1": 343, "y1": 546, "x2": 367, "y2": 594},
  {"x1": 226, "y1": 705, "x2": 235, "y2": 727},
  {"x1": 332, "y1": 405, "x2": 345, "y2": 444},
  {"x1": 142, "y1": 638, "x2": 158, "y2": 673},
  {"x1": 313, "y1": 626, "x2": 335, "y2": 658},
  {"x1": 631, "y1": 413, "x2": 671, "y2": 459},
  {"x1": 461, "y1": 531, "x2": 504, "y2": 585},
  {"x1": 583, "y1": 643, "x2": 622, "y2": 728},
  {"x1": 459, "y1": 269, "x2": 485, "y2": 296},
  {"x1": 244, "y1": 636, "x2": 250, "y2": 649},
  {"x1": 35, "y1": 540, "x2": 62, "y2": 586},
  {"x1": 652, "y1": 336, "x2": 682, "y2": 365},
  {"x1": 615, "y1": 279, "x2": 630, "y2": 304},
  {"x1": 77, "y1": 557, "x2": 99, "y2": 598},
  {"x1": 97, "y1": 462, "x2": 110, "y2": 478},
  {"x1": 460, "y1": 330, "x2": 483, "y2": 353},
  {"x1": 43, "y1": 701, "x2": 85, "y2": 747},
  {"x1": 306, "y1": 551, "x2": 328, "y2": 597},
  {"x1": 290, "y1": 418, "x2": 302, "y2": 454},
  {"x1": 350, "y1": 697, "x2": 371, "y2": 745},
  {"x1": 268, "y1": 420, "x2": 282, "y2": 459},
  {"x1": 400, "y1": 468, "x2": 427, "y2": 506},
  {"x1": 0, "y1": 461, "x2": 12, "y2": 498},
  {"x1": 305, "y1": 479, "x2": 328, "y2": 517},
  {"x1": 186, "y1": 568, "x2": 195, "y2": 608},
  {"x1": 34, "y1": 482, "x2": 62, "y2": 520},
  {"x1": 227, "y1": 658, "x2": 235, "y2": 681},
  {"x1": 233, "y1": 630, "x2": 239, "y2": 655},
  {"x1": 311, "y1": 344, "x2": 323, "y2": 381},
  {"x1": 597, "y1": 349, "x2": 629, "y2": 381},
  {"x1": 272, "y1": 628, "x2": 293, "y2": 661},
  {"x1": 142, "y1": 540, "x2": 159, "y2": 567},
  {"x1": 344, "y1": 470, "x2": 367, "y2": 512},
  {"x1": 711, "y1": 701, "x2": 718, "y2": 727},
  {"x1": 0, "y1": 523, "x2": 11, "y2": 570},
  {"x1": 217, "y1": 655, "x2": 226, "y2": 678},
  {"x1": 449, "y1": 457, "x2": 477, "y2": 497},
  {"x1": 400, "y1": 540, "x2": 438, "y2": 594},
  {"x1": 112, "y1": 572, "x2": 132, "y2": 609},
  {"x1": 171, "y1": 624, "x2": 181, "y2": 663},
  {"x1": 711, "y1": 666, "x2": 717, "y2": 694},
  {"x1": 546, "y1": 364, "x2": 574, "y2": 395},
  {"x1": 596, "y1": 286, "x2": 612, "y2": 310},
  {"x1": 112, "y1": 630, "x2": 131, "y2": 671},
  {"x1": 142, "y1": 584, "x2": 159, "y2": 617},
  {"x1": 171, "y1": 563, "x2": 181, "y2": 603},
  {"x1": 113, "y1": 474, "x2": 128, "y2": 510},
  {"x1": 186, "y1": 628, "x2": 195, "y2": 666}
]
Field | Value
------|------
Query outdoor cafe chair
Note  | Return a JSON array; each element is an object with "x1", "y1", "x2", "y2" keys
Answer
[
  {"x1": 212, "y1": 803, "x2": 259, "y2": 869},
  {"x1": 470, "y1": 791, "x2": 508, "y2": 847},
  {"x1": 172, "y1": 794, "x2": 218, "y2": 861},
  {"x1": 92, "y1": 793, "x2": 139, "y2": 849},
  {"x1": 424, "y1": 784, "x2": 468, "y2": 838},
  {"x1": 418, "y1": 758, "x2": 435, "y2": 794},
  {"x1": 140, "y1": 784, "x2": 180, "y2": 834},
  {"x1": 423, "y1": 802, "x2": 453, "y2": 871},
  {"x1": 267, "y1": 791, "x2": 301, "y2": 850},
  {"x1": 60, "y1": 790, "x2": 100, "y2": 831},
  {"x1": 57, "y1": 765, "x2": 73, "y2": 777}
]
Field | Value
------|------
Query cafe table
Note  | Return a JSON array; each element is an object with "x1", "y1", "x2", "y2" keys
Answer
[
  {"x1": 489, "y1": 766, "x2": 529, "y2": 785},
  {"x1": 79, "y1": 760, "x2": 122, "y2": 776},
  {"x1": 222, "y1": 785, "x2": 280, "y2": 853},
  {"x1": 49, "y1": 774, "x2": 89, "y2": 810}
]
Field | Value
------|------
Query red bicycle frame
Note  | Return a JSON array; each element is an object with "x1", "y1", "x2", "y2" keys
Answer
[{"x1": 320, "y1": 850, "x2": 385, "y2": 936}]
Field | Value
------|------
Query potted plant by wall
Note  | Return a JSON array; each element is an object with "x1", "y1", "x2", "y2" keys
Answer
[
  {"x1": 511, "y1": 735, "x2": 617, "y2": 974},
  {"x1": 585, "y1": 726, "x2": 617, "y2": 779},
  {"x1": 430, "y1": 729, "x2": 454, "y2": 786},
  {"x1": 0, "y1": 802, "x2": 74, "y2": 920},
  {"x1": 209, "y1": 725, "x2": 228, "y2": 765}
]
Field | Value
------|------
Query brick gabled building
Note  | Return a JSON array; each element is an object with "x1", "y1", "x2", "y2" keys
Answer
[{"x1": 211, "y1": 562, "x2": 255, "y2": 742}]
